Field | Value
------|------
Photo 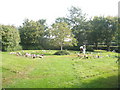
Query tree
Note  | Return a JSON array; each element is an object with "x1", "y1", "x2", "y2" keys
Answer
[
  {"x1": 67, "y1": 6, "x2": 86, "y2": 27},
  {"x1": 102, "y1": 16, "x2": 117, "y2": 51},
  {"x1": 89, "y1": 16, "x2": 105, "y2": 49},
  {"x1": 49, "y1": 22, "x2": 77, "y2": 50},
  {"x1": 55, "y1": 17, "x2": 70, "y2": 25},
  {"x1": 118, "y1": 17, "x2": 120, "y2": 52},
  {"x1": 19, "y1": 19, "x2": 45, "y2": 49},
  {"x1": 38, "y1": 19, "x2": 48, "y2": 30},
  {"x1": 89, "y1": 16, "x2": 117, "y2": 50},
  {"x1": 67, "y1": 6, "x2": 88, "y2": 46},
  {"x1": 0, "y1": 25, "x2": 21, "y2": 51}
]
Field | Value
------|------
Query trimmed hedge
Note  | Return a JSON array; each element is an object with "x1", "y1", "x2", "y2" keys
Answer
[
  {"x1": 21, "y1": 45, "x2": 44, "y2": 50},
  {"x1": 89, "y1": 45, "x2": 119, "y2": 53},
  {"x1": 54, "y1": 50, "x2": 70, "y2": 55},
  {"x1": 86, "y1": 46, "x2": 94, "y2": 52}
]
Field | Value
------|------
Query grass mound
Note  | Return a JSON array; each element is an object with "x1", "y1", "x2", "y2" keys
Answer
[{"x1": 54, "y1": 50, "x2": 70, "y2": 55}]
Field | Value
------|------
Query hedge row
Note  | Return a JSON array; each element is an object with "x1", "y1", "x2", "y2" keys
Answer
[{"x1": 64, "y1": 45, "x2": 119, "y2": 53}]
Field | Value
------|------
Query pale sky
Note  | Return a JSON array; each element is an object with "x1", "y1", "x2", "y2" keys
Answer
[{"x1": 0, "y1": 0, "x2": 119, "y2": 27}]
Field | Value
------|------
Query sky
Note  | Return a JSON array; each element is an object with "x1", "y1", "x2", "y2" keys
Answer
[{"x1": 0, "y1": 0, "x2": 119, "y2": 27}]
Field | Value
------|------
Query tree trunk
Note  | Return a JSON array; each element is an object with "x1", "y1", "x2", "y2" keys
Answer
[
  {"x1": 107, "y1": 44, "x2": 110, "y2": 51},
  {"x1": 60, "y1": 45, "x2": 63, "y2": 51},
  {"x1": 95, "y1": 42, "x2": 98, "y2": 50}
]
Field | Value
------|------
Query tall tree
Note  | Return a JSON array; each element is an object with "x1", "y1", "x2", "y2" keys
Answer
[
  {"x1": 67, "y1": 6, "x2": 88, "y2": 45},
  {"x1": 55, "y1": 17, "x2": 70, "y2": 25},
  {"x1": 49, "y1": 22, "x2": 77, "y2": 50},
  {"x1": 0, "y1": 25, "x2": 21, "y2": 51},
  {"x1": 89, "y1": 16, "x2": 117, "y2": 50},
  {"x1": 118, "y1": 17, "x2": 120, "y2": 52},
  {"x1": 89, "y1": 16, "x2": 105, "y2": 49},
  {"x1": 19, "y1": 19, "x2": 45, "y2": 49},
  {"x1": 67, "y1": 6, "x2": 86, "y2": 27},
  {"x1": 102, "y1": 16, "x2": 117, "y2": 51}
]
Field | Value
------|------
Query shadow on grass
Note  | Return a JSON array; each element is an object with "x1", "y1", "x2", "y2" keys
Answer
[{"x1": 71, "y1": 75, "x2": 119, "y2": 88}]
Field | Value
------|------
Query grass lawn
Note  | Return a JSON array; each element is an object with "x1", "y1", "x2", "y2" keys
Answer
[{"x1": 1, "y1": 50, "x2": 119, "y2": 88}]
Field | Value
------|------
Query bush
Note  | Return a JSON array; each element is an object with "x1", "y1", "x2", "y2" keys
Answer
[
  {"x1": 54, "y1": 50, "x2": 70, "y2": 55},
  {"x1": 86, "y1": 46, "x2": 94, "y2": 52},
  {"x1": 64, "y1": 46, "x2": 79, "y2": 51},
  {"x1": 109, "y1": 46, "x2": 118, "y2": 52},
  {"x1": 13, "y1": 45, "x2": 22, "y2": 51},
  {"x1": 22, "y1": 45, "x2": 43, "y2": 50},
  {"x1": 2, "y1": 45, "x2": 22, "y2": 51}
]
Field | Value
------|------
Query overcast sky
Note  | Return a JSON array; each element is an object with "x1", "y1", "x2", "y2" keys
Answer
[{"x1": 0, "y1": 0, "x2": 119, "y2": 27}]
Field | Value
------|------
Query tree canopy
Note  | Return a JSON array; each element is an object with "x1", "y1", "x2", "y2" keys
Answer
[
  {"x1": 1, "y1": 6, "x2": 118, "y2": 51},
  {"x1": 19, "y1": 19, "x2": 46, "y2": 49},
  {"x1": 0, "y1": 25, "x2": 21, "y2": 51},
  {"x1": 49, "y1": 22, "x2": 77, "y2": 50}
]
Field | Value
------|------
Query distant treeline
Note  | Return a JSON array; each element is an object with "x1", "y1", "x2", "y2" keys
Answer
[{"x1": 0, "y1": 6, "x2": 119, "y2": 52}]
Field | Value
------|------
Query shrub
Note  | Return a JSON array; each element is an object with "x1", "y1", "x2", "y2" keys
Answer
[
  {"x1": 13, "y1": 45, "x2": 22, "y2": 51},
  {"x1": 86, "y1": 46, "x2": 94, "y2": 52},
  {"x1": 54, "y1": 50, "x2": 70, "y2": 55},
  {"x1": 109, "y1": 46, "x2": 118, "y2": 52},
  {"x1": 22, "y1": 45, "x2": 43, "y2": 50},
  {"x1": 64, "y1": 46, "x2": 79, "y2": 51}
]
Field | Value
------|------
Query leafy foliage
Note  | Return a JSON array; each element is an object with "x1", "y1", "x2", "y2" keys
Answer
[
  {"x1": 0, "y1": 25, "x2": 21, "y2": 51},
  {"x1": 66, "y1": 6, "x2": 89, "y2": 45},
  {"x1": 49, "y1": 22, "x2": 77, "y2": 50},
  {"x1": 86, "y1": 46, "x2": 94, "y2": 52},
  {"x1": 89, "y1": 16, "x2": 117, "y2": 50},
  {"x1": 19, "y1": 19, "x2": 46, "y2": 49},
  {"x1": 0, "y1": 6, "x2": 118, "y2": 51},
  {"x1": 54, "y1": 50, "x2": 70, "y2": 55}
]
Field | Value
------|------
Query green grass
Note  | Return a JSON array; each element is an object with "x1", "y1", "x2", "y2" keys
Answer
[{"x1": 1, "y1": 50, "x2": 119, "y2": 88}]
